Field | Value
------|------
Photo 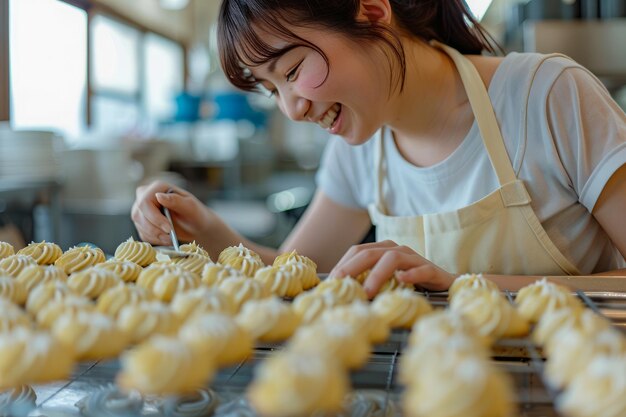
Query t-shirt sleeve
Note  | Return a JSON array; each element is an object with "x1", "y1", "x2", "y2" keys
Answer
[
  {"x1": 315, "y1": 136, "x2": 369, "y2": 209},
  {"x1": 545, "y1": 65, "x2": 626, "y2": 211}
]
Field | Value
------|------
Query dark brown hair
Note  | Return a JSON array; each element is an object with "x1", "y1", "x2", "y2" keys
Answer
[{"x1": 218, "y1": 0, "x2": 498, "y2": 94}]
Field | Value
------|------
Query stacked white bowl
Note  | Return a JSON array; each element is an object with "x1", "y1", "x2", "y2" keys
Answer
[{"x1": 0, "y1": 128, "x2": 63, "y2": 182}]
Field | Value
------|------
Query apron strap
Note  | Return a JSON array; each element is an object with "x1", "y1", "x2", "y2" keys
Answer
[
  {"x1": 431, "y1": 41, "x2": 517, "y2": 187},
  {"x1": 374, "y1": 129, "x2": 388, "y2": 215}
]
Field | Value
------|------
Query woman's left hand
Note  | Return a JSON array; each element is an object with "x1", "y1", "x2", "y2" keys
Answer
[{"x1": 329, "y1": 240, "x2": 455, "y2": 298}]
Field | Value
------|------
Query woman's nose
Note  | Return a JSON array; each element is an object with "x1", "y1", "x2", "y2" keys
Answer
[{"x1": 279, "y1": 91, "x2": 310, "y2": 122}]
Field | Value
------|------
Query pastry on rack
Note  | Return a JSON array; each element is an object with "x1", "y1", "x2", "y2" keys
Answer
[
  {"x1": 0, "y1": 384, "x2": 37, "y2": 417},
  {"x1": 0, "y1": 242, "x2": 14, "y2": 260},
  {"x1": 180, "y1": 312, "x2": 253, "y2": 366},
  {"x1": 276, "y1": 261, "x2": 319, "y2": 291},
  {"x1": 371, "y1": 288, "x2": 433, "y2": 329},
  {"x1": 313, "y1": 276, "x2": 367, "y2": 305},
  {"x1": 291, "y1": 290, "x2": 334, "y2": 324},
  {"x1": 15, "y1": 264, "x2": 67, "y2": 293},
  {"x1": 200, "y1": 262, "x2": 246, "y2": 287},
  {"x1": 449, "y1": 287, "x2": 530, "y2": 340},
  {"x1": 319, "y1": 301, "x2": 390, "y2": 344},
  {"x1": 114, "y1": 237, "x2": 156, "y2": 267},
  {"x1": 17, "y1": 241, "x2": 62, "y2": 265},
  {"x1": 35, "y1": 294, "x2": 94, "y2": 329},
  {"x1": 0, "y1": 327, "x2": 74, "y2": 389},
  {"x1": 236, "y1": 296, "x2": 300, "y2": 343},
  {"x1": 448, "y1": 273, "x2": 499, "y2": 300},
  {"x1": 179, "y1": 241, "x2": 210, "y2": 257},
  {"x1": 403, "y1": 354, "x2": 515, "y2": 417},
  {"x1": 247, "y1": 351, "x2": 349, "y2": 417},
  {"x1": 171, "y1": 253, "x2": 212, "y2": 276},
  {"x1": 217, "y1": 276, "x2": 269, "y2": 312},
  {"x1": 117, "y1": 335, "x2": 214, "y2": 395},
  {"x1": 0, "y1": 275, "x2": 27, "y2": 305},
  {"x1": 217, "y1": 244, "x2": 265, "y2": 277},
  {"x1": 408, "y1": 309, "x2": 490, "y2": 349},
  {"x1": 117, "y1": 301, "x2": 180, "y2": 343},
  {"x1": 273, "y1": 249, "x2": 316, "y2": 270},
  {"x1": 170, "y1": 287, "x2": 235, "y2": 320},
  {"x1": 96, "y1": 284, "x2": 151, "y2": 318},
  {"x1": 136, "y1": 264, "x2": 200, "y2": 302},
  {"x1": 533, "y1": 306, "x2": 612, "y2": 348},
  {"x1": 0, "y1": 298, "x2": 31, "y2": 332},
  {"x1": 156, "y1": 388, "x2": 219, "y2": 417},
  {"x1": 52, "y1": 310, "x2": 128, "y2": 360},
  {"x1": 94, "y1": 259, "x2": 142, "y2": 283},
  {"x1": 253, "y1": 265, "x2": 303, "y2": 298},
  {"x1": 514, "y1": 278, "x2": 583, "y2": 323},
  {"x1": 25, "y1": 281, "x2": 75, "y2": 315},
  {"x1": 55, "y1": 245, "x2": 106, "y2": 275},
  {"x1": 0, "y1": 254, "x2": 37, "y2": 278},
  {"x1": 75, "y1": 383, "x2": 143, "y2": 417},
  {"x1": 287, "y1": 321, "x2": 371, "y2": 369},
  {"x1": 556, "y1": 354, "x2": 626, "y2": 417},
  {"x1": 544, "y1": 327, "x2": 626, "y2": 390},
  {"x1": 67, "y1": 267, "x2": 123, "y2": 299}
]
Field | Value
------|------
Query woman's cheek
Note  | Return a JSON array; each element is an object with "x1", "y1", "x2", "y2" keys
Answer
[{"x1": 298, "y1": 54, "x2": 329, "y2": 90}]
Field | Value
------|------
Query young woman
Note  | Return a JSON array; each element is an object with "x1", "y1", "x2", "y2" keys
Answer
[{"x1": 132, "y1": 0, "x2": 626, "y2": 297}]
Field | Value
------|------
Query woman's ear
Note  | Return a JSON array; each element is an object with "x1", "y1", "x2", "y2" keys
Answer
[{"x1": 356, "y1": 0, "x2": 392, "y2": 24}]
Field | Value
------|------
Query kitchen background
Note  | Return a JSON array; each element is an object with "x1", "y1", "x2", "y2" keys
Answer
[{"x1": 0, "y1": 0, "x2": 625, "y2": 255}]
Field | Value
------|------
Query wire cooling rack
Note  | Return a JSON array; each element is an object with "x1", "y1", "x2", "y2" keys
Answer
[{"x1": 23, "y1": 286, "x2": 626, "y2": 417}]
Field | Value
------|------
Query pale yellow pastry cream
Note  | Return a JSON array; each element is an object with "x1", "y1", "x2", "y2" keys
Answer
[
  {"x1": 117, "y1": 335, "x2": 214, "y2": 395},
  {"x1": 448, "y1": 273, "x2": 499, "y2": 300},
  {"x1": 247, "y1": 351, "x2": 349, "y2": 417},
  {"x1": 450, "y1": 287, "x2": 530, "y2": 340},
  {"x1": 236, "y1": 296, "x2": 300, "y2": 342},
  {"x1": 55, "y1": 246, "x2": 106, "y2": 275},
  {"x1": 67, "y1": 267, "x2": 123, "y2": 299},
  {"x1": 371, "y1": 288, "x2": 433, "y2": 329},
  {"x1": 17, "y1": 241, "x2": 62, "y2": 265},
  {"x1": 217, "y1": 244, "x2": 264, "y2": 277},
  {"x1": 114, "y1": 237, "x2": 156, "y2": 267},
  {"x1": 171, "y1": 253, "x2": 212, "y2": 276},
  {"x1": 94, "y1": 259, "x2": 142, "y2": 283},
  {"x1": 557, "y1": 354, "x2": 626, "y2": 417},
  {"x1": 15, "y1": 264, "x2": 67, "y2": 293},
  {"x1": 291, "y1": 291, "x2": 334, "y2": 324},
  {"x1": 36, "y1": 295, "x2": 94, "y2": 329},
  {"x1": 25, "y1": 281, "x2": 75, "y2": 315},
  {"x1": 179, "y1": 241, "x2": 210, "y2": 258},
  {"x1": 273, "y1": 250, "x2": 317, "y2": 270},
  {"x1": 277, "y1": 261, "x2": 319, "y2": 290},
  {"x1": 533, "y1": 307, "x2": 611, "y2": 348},
  {"x1": 217, "y1": 276, "x2": 269, "y2": 312},
  {"x1": 0, "y1": 298, "x2": 31, "y2": 332},
  {"x1": 408, "y1": 309, "x2": 490, "y2": 349},
  {"x1": 287, "y1": 321, "x2": 371, "y2": 369},
  {"x1": 545, "y1": 327, "x2": 626, "y2": 389},
  {"x1": 0, "y1": 242, "x2": 14, "y2": 260},
  {"x1": 170, "y1": 287, "x2": 235, "y2": 320},
  {"x1": 515, "y1": 278, "x2": 583, "y2": 323},
  {"x1": 96, "y1": 284, "x2": 150, "y2": 318},
  {"x1": 313, "y1": 276, "x2": 367, "y2": 305},
  {"x1": 117, "y1": 301, "x2": 179, "y2": 343},
  {"x1": 0, "y1": 327, "x2": 74, "y2": 389},
  {"x1": 0, "y1": 276, "x2": 27, "y2": 305},
  {"x1": 253, "y1": 265, "x2": 303, "y2": 298},
  {"x1": 52, "y1": 310, "x2": 128, "y2": 360},
  {"x1": 200, "y1": 262, "x2": 246, "y2": 287},
  {"x1": 319, "y1": 301, "x2": 390, "y2": 344},
  {"x1": 136, "y1": 264, "x2": 200, "y2": 302},
  {"x1": 179, "y1": 312, "x2": 253, "y2": 366},
  {"x1": 403, "y1": 355, "x2": 515, "y2": 417},
  {"x1": 0, "y1": 254, "x2": 37, "y2": 278}
]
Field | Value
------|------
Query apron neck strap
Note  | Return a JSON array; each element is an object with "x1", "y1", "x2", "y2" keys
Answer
[{"x1": 431, "y1": 40, "x2": 517, "y2": 186}]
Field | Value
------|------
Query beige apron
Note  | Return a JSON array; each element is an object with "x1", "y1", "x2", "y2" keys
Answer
[{"x1": 367, "y1": 42, "x2": 580, "y2": 276}]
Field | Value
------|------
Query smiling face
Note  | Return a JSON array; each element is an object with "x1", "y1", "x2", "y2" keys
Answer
[{"x1": 246, "y1": 24, "x2": 396, "y2": 145}]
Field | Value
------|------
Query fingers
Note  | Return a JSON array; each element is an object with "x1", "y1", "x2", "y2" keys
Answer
[
  {"x1": 396, "y1": 265, "x2": 455, "y2": 291},
  {"x1": 362, "y1": 249, "x2": 427, "y2": 298},
  {"x1": 330, "y1": 240, "x2": 401, "y2": 277},
  {"x1": 131, "y1": 181, "x2": 179, "y2": 244}
]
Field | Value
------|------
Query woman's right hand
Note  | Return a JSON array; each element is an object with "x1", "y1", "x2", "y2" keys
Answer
[{"x1": 131, "y1": 180, "x2": 214, "y2": 246}]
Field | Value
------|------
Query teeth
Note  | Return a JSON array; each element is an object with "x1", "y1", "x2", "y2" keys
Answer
[{"x1": 318, "y1": 104, "x2": 340, "y2": 129}]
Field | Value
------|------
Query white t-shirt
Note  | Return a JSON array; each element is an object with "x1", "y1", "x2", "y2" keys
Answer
[{"x1": 316, "y1": 52, "x2": 626, "y2": 274}]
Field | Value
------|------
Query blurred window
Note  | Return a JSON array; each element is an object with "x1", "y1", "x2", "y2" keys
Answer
[
  {"x1": 9, "y1": 0, "x2": 87, "y2": 139},
  {"x1": 144, "y1": 33, "x2": 184, "y2": 122}
]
